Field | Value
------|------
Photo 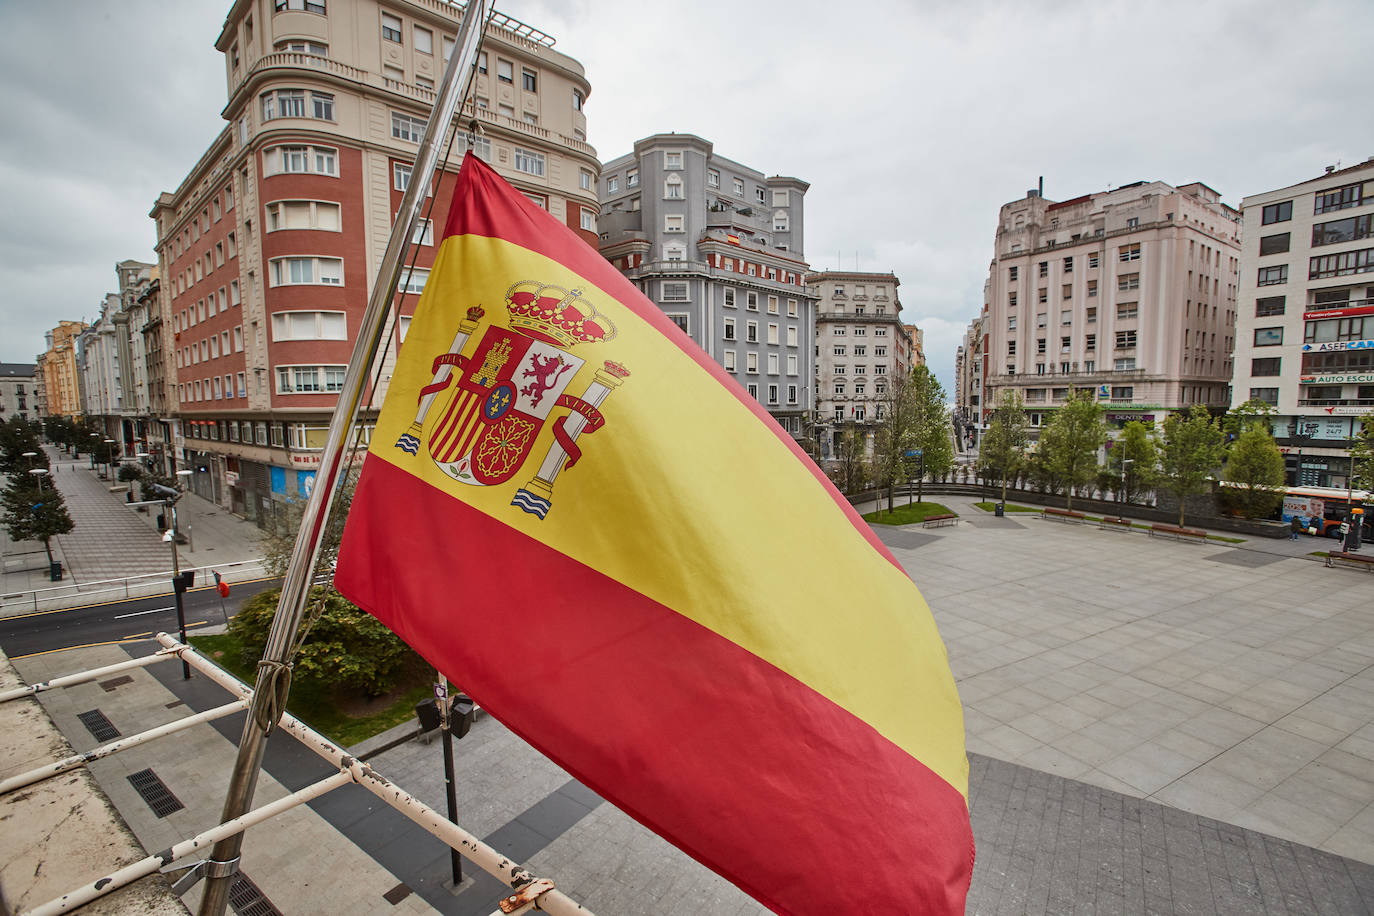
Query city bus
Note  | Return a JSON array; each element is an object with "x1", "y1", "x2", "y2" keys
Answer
[{"x1": 1279, "y1": 485, "x2": 1371, "y2": 538}]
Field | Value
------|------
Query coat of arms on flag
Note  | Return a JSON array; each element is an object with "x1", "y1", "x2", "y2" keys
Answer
[{"x1": 395, "y1": 281, "x2": 630, "y2": 520}]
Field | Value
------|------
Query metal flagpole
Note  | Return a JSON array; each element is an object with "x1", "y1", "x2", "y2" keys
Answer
[{"x1": 195, "y1": 2, "x2": 495, "y2": 912}]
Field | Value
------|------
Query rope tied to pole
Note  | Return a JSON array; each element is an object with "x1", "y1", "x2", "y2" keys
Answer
[{"x1": 253, "y1": 659, "x2": 293, "y2": 734}]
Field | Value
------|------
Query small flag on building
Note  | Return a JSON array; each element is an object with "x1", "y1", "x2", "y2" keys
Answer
[{"x1": 334, "y1": 154, "x2": 972, "y2": 913}]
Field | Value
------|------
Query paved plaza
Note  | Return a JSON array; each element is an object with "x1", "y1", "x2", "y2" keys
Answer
[{"x1": 8, "y1": 492, "x2": 1374, "y2": 914}]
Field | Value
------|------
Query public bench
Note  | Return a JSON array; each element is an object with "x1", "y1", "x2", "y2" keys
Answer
[
  {"x1": 1098, "y1": 516, "x2": 1133, "y2": 531},
  {"x1": 922, "y1": 514, "x2": 959, "y2": 529},
  {"x1": 1325, "y1": 551, "x2": 1374, "y2": 572},
  {"x1": 1042, "y1": 507, "x2": 1086, "y2": 524},
  {"x1": 1148, "y1": 524, "x2": 1207, "y2": 543}
]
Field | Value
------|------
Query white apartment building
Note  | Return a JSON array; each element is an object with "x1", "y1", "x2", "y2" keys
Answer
[
  {"x1": 808, "y1": 271, "x2": 911, "y2": 457},
  {"x1": 984, "y1": 180, "x2": 1240, "y2": 432},
  {"x1": 955, "y1": 310, "x2": 987, "y2": 445},
  {"x1": 1231, "y1": 159, "x2": 1374, "y2": 488}
]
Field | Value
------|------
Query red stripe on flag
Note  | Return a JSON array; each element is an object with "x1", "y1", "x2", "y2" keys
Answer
[
  {"x1": 441, "y1": 154, "x2": 900, "y2": 569},
  {"x1": 335, "y1": 456, "x2": 973, "y2": 913}
]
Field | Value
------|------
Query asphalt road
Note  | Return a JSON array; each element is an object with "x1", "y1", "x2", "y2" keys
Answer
[{"x1": 0, "y1": 577, "x2": 282, "y2": 659}]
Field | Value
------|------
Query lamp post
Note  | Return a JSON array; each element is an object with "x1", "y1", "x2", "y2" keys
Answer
[
  {"x1": 21, "y1": 451, "x2": 37, "y2": 471},
  {"x1": 89, "y1": 433, "x2": 98, "y2": 469},
  {"x1": 28, "y1": 467, "x2": 48, "y2": 491},
  {"x1": 1119, "y1": 456, "x2": 1134, "y2": 506},
  {"x1": 103, "y1": 438, "x2": 116, "y2": 481}
]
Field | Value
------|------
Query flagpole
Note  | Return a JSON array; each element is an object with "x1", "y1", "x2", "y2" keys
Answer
[{"x1": 195, "y1": 2, "x2": 495, "y2": 912}]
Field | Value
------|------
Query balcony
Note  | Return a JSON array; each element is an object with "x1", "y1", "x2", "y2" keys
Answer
[{"x1": 986, "y1": 368, "x2": 1151, "y2": 385}]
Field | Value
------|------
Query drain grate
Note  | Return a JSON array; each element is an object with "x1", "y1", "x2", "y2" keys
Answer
[
  {"x1": 76, "y1": 709, "x2": 121, "y2": 743},
  {"x1": 127, "y1": 768, "x2": 185, "y2": 817},
  {"x1": 229, "y1": 873, "x2": 282, "y2": 916},
  {"x1": 98, "y1": 675, "x2": 133, "y2": 691}
]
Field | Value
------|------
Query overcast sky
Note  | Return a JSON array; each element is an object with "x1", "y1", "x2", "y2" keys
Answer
[{"x1": 3, "y1": 0, "x2": 1372, "y2": 391}]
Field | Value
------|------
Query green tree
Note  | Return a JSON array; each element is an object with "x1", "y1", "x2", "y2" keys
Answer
[
  {"x1": 1, "y1": 478, "x2": 73, "y2": 567},
  {"x1": 832, "y1": 423, "x2": 869, "y2": 496},
  {"x1": 230, "y1": 587, "x2": 420, "y2": 697},
  {"x1": 1112, "y1": 421, "x2": 1158, "y2": 504},
  {"x1": 0, "y1": 416, "x2": 47, "y2": 474},
  {"x1": 1350, "y1": 413, "x2": 1374, "y2": 493},
  {"x1": 1155, "y1": 405, "x2": 1226, "y2": 527},
  {"x1": 1221, "y1": 422, "x2": 1286, "y2": 519},
  {"x1": 872, "y1": 373, "x2": 920, "y2": 513},
  {"x1": 908, "y1": 366, "x2": 953, "y2": 503},
  {"x1": 1222, "y1": 397, "x2": 1278, "y2": 445},
  {"x1": 1037, "y1": 390, "x2": 1105, "y2": 511},
  {"x1": 977, "y1": 390, "x2": 1030, "y2": 506}
]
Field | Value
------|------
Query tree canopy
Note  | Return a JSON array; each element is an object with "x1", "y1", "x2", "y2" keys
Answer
[
  {"x1": 1155, "y1": 405, "x2": 1226, "y2": 527},
  {"x1": 907, "y1": 366, "x2": 953, "y2": 503},
  {"x1": 1222, "y1": 421, "x2": 1287, "y2": 519},
  {"x1": 1037, "y1": 390, "x2": 1105, "y2": 510},
  {"x1": 977, "y1": 390, "x2": 1030, "y2": 504},
  {"x1": 1, "y1": 478, "x2": 73, "y2": 565},
  {"x1": 1112, "y1": 421, "x2": 1159, "y2": 505}
]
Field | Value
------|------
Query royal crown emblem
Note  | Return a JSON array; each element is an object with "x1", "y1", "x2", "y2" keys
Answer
[{"x1": 395, "y1": 281, "x2": 629, "y2": 520}]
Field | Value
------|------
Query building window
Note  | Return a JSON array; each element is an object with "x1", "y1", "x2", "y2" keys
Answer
[
  {"x1": 380, "y1": 13, "x2": 402, "y2": 42},
  {"x1": 1088, "y1": 253, "x2": 1100, "y2": 269},
  {"x1": 1007, "y1": 340, "x2": 1017, "y2": 355},
  {"x1": 1309, "y1": 247, "x2": 1374, "y2": 279},
  {"x1": 1111, "y1": 386, "x2": 1134, "y2": 401},
  {"x1": 733, "y1": 177, "x2": 744, "y2": 196},
  {"x1": 1126, "y1": 217, "x2": 1139, "y2": 229},
  {"x1": 1116, "y1": 302, "x2": 1138, "y2": 319},
  {"x1": 271, "y1": 311, "x2": 346, "y2": 340},
  {"x1": 391, "y1": 112, "x2": 426, "y2": 142},
  {"x1": 1256, "y1": 264, "x2": 1288, "y2": 286},
  {"x1": 666, "y1": 314, "x2": 688, "y2": 334},
  {"x1": 747, "y1": 320, "x2": 758, "y2": 342},
  {"x1": 580, "y1": 208, "x2": 596, "y2": 232},
  {"x1": 1254, "y1": 327, "x2": 1283, "y2": 346},
  {"x1": 275, "y1": 0, "x2": 326, "y2": 12},
  {"x1": 1118, "y1": 243, "x2": 1141, "y2": 262},
  {"x1": 1115, "y1": 330, "x2": 1137, "y2": 349},
  {"x1": 522, "y1": 68, "x2": 537, "y2": 92},
  {"x1": 268, "y1": 256, "x2": 343, "y2": 286},
  {"x1": 1114, "y1": 358, "x2": 1136, "y2": 370},
  {"x1": 774, "y1": 211, "x2": 789, "y2": 231},
  {"x1": 1036, "y1": 338, "x2": 1047, "y2": 354},
  {"x1": 260, "y1": 88, "x2": 331, "y2": 120},
  {"x1": 497, "y1": 59, "x2": 514, "y2": 83},
  {"x1": 1008, "y1": 316, "x2": 1017, "y2": 330},
  {"x1": 1038, "y1": 261, "x2": 1048, "y2": 278},
  {"x1": 662, "y1": 282, "x2": 688, "y2": 302},
  {"x1": 1261, "y1": 200, "x2": 1293, "y2": 224},
  {"x1": 787, "y1": 326, "x2": 798, "y2": 346},
  {"x1": 1259, "y1": 232, "x2": 1291, "y2": 255},
  {"x1": 572, "y1": 88, "x2": 584, "y2": 110},
  {"x1": 1313, "y1": 214, "x2": 1374, "y2": 247},
  {"x1": 664, "y1": 151, "x2": 683, "y2": 170},
  {"x1": 276, "y1": 365, "x2": 347, "y2": 393},
  {"x1": 723, "y1": 288, "x2": 736, "y2": 308},
  {"x1": 1117, "y1": 273, "x2": 1140, "y2": 291},
  {"x1": 746, "y1": 353, "x2": 759, "y2": 374},
  {"x1": 265, "y1": 200, "x2": 341, "y2": 232},
  {"x1": 1251, "y1": 357, "x2": 1281, "y2": 377},
  {"x1": 1314, "y1": 182, "x2": 1367, "y2": 215},
  {"x1": 626, "y1": 169, "x2": 638, "y2": 188},
  {"x1": 1063, "y1": 256, "x2": 1073, "y2": 272},
  {"x1": 1085, "y1": 333, "x2": 1096, "y2": 351},
  {"x1": 1009, "y1": 292, "x2": 1018, "y2": 307},
  {"x1": 511, "y1": 147, "x2": 545, "y2": 176},
  {"x1": 664, "y1": 215, "x2": 684, "y2": 233},
  {"x1": 1250, "y1": 387, "x2": 1279, "y2": 405},
  {"x1": 663, "y1": 244, "x2": 685, "y2": 261},
  {"x1": 1255, "y1": 296, "x2": 1285, "y2": 317},
  {"x1": 724, "y1": 317, "x2": 735, "y2": 340},
  {"x1": 664, "y1": 174, "x2": 683, "y2": 199}
]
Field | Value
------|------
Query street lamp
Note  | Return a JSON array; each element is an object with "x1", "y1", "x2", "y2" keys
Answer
[
  {"x1": 89, "y1": 433, "x2": 99, "y2": 468},
  {"x1": 28, "y1": 467, "x2": 49, "y2": 490},
  {"x1": 21, "y1": 451, "x2": 37, "y2": 470},
  {"x1": 103, "y1": 438, "x2": 116, "y2": 481},
  {"x1": 1119, "y1": 456, "x2": 1134, "y2": 506},
  {"x1": 150, "y1": 468, "x2": 197, "y2": 679}
]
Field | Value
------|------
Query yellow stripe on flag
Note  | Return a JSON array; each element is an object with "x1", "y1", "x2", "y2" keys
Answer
[{"x1": 377, "y1": 233, "x2": 967, "y2": 797}]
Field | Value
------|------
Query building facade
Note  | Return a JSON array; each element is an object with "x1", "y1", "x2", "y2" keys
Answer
[
  {"x1": 807, "y1": 271, "x2": 910, "y2": 456},
  {"x1": 598, "y1": 133, "x2": 816, "y2": 436},
  {"x1": 0, "y1": 364, "x2": 37, "y2": 425},
  {"x1": 150, "y1": 0, "x2": 598, "y2": 524},
  {"x1": 955, "y1": 310, "x2": 987, "y2": 446},
  {"x1": 1230, "y1": 159, "x2": 1374, "y2": 488},
  {"x1": 76, "y1": 261, "x2": 154, "y2": 455},
  {"x1": 39, "y1": 321, "x2": 88, "y2": 419},
  {"x1": 983, "y1": 180, "x2": 1240, "y2": 433}
]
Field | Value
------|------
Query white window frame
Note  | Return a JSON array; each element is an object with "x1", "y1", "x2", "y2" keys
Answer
[
  {"x1": 268, "y1": 256, "x2": 343, "y2": 287},
  {"x1": 512, "y1": 147, "x2": 545, "y2": 176},
  {"x1": 271, "y1": 310, "x2": 347, "y2": 341}
]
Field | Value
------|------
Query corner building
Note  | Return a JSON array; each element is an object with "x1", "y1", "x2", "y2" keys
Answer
[
  {"x1": 597, "y1": 133, "x2": 816, "y2": 436},
  {"x1": 983, "y1": 181, "x2": 1240, "y2": 433},
  {"x1": 1231, "y1": 159, "x2": 1374, "y2": 487},
  {"x1": 807, "y1": 271, "x2": 912, "y2": 457},
  {"x1": 151, "y1": 0, "x2": 598, "y2": 524}
]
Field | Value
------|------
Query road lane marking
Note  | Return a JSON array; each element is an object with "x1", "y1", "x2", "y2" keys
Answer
[
  {"x1": 114, "y1": 606, "x2": 176, "y2": 619},
  {"x1": 11, "y1": 636, "x2": 159, "y2": 659}
]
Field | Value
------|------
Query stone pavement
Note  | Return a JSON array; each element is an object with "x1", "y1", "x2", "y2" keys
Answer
[
  {"x1": 8, "y1": 495, "x2": 1374, "y2": 914},
  {"x1": 0, "y1": 446, "x2": 268, "y2": 610}
]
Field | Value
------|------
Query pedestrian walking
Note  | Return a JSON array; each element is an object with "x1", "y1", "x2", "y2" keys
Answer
[{"x1": 1290, "y1": 515, "x2": 1303, "y2": 540}]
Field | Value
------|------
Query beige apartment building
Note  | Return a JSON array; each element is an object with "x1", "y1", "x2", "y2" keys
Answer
[
  {"x1": 150, "y1": 0, "x2": 598, "y2": 522},
  {"x1": 1231, "y1": 159, "x2": 1374, "y2": 488},
  {"x1": 983, "y1": 180, "x2": 1240, "y2": 432},
  {"x1": 38, "y1": 320, "x2": 88, "y2": 418},
  {"x1": 955, "y1": 310, "x2": 987, "y2": 446},
  {"x1": 808, "y1": 271, "x2": 913, "y2": 458}
]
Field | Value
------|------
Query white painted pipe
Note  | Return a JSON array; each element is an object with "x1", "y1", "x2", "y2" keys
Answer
[{"x1": 0, "y1": 648, "x2": 177, "y2": 703}]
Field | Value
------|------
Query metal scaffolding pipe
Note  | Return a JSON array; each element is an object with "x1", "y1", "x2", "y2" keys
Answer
[
  {"x1": 157, "y1": 635, "x2": 588, "y2": 915},
  {"x1": 0, "y1": 648, "x2": 178, "y2": 704},
  {"x1": 0, "y1": 700, "x2": 249, "y2": 795},
  {"x1": 17, "y1": 770, "x2": 353, "y2": 916}
]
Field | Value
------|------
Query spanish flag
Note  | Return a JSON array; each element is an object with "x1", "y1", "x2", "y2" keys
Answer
[{"x1": 335, "y1": 155, "x2": 972, "y2": 913}]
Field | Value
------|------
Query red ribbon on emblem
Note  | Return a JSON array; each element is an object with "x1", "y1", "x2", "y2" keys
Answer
[
  {"x1": 552, "y1": 393, "x2": 605, "y2": 469},
  {"x1": 418, "y1": 354, "x2": 467, "y2": 402}
]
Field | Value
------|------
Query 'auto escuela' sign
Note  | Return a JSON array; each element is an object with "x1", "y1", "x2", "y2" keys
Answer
[{"x1": 1300, "y1": 374, "x2": 1374, "y2": 384}]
